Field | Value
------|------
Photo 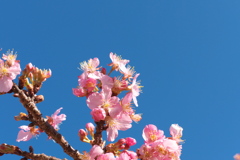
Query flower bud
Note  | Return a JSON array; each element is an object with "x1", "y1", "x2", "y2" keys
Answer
[
  {"x1": 78, "y1": 129, "x2": 89, "y2": 142},
  {"x1": 86, "y1": 123, "x2": 95, "y2": 138},
  {"x1": 125, "y1": 137, "x2": 136, "y2": 146},
  {"x1": 34, "y1": 95, "x2": 44, "y2": 103}
]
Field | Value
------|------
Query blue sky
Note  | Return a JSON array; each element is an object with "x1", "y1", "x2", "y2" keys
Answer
[{"x1": 1, "y1": 1, "x2": 240, "y2": 159}]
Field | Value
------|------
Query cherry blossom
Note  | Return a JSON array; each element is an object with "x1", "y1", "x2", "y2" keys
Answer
[
  {"x1": 48, "y1": 107, "x2": 66, "y2": 130},
  {"x1": 108, "y1": 52, "x2": 129, "y2": 71},
  {"x1": 16, "y1": 125, "x2": 39, "y2": 142},
  {"x1": 0, "y1": 54, "x2": 21, "y2": 92}
]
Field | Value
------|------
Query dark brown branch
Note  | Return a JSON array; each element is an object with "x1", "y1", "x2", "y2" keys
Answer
[
  {"x1": 0, "y1": 143, "x2": 66, "y2": 160},
  {"x1": 12, "y1": 84, "x2": 82, "y2": 160},
  {"x1": 93, "y1": 120, "x2": 106, "y2": 146}
]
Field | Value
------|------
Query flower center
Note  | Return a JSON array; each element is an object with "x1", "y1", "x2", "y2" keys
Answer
[{"x1": 0, "y1": 67, "x2": 8, "y2": 78}]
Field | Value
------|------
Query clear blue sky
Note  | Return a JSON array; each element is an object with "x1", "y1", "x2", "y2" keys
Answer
[{"x1": 1, "y1": 1, "x2": 240, "y2": 159}]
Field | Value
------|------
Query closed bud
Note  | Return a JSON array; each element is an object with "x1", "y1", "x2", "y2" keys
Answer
[{"x1": 34, "y1": 95, "x2": 44, "y2": 103}]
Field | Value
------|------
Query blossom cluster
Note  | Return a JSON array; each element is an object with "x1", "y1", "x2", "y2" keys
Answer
[
  {"x1": 0, "y1": 50, "x2": 21, "y2": 93},
  {"x1": 138, "y1": 124, "x2": 183, "y2": 160},
  {"x1": 74, "y1": 53, "x2": 184, "y2": 160},
  {"x1": 0, "y1": 50, "x2": 185, "y2": 160},
  {"x1": 73, "y1": 53, "x2": 142, "y2": 142}
]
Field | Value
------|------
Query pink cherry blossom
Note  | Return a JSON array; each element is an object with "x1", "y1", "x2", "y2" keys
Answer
[
  {"x1": 50, "y1": 107, "x2": 66, "y2": 130},
  {"x1": 112, "y1": 77, "x2": 128, "y2": 95},
  {"x1": 80, "y1": 58, "x2": 102, "y2": 79},
  {"x1": 0, "y1": 59, "x2": 21, "y2": 92},
  {"x1": 97, "y1": 152, "x2": 116, "y2": 160},
  {"x1": 78, "y1": 72, "x2": 97, "y2": 92},
  {"x1": 142, "y1": 124, "x2": 165, "y2": 143},
  {"x1": 80, "y1": 57, "x2": 100, "y2": 73},
  {"x1": 87, "y1": 87, "x2": 121, "y2": 116},
  {"x1": 100, "y1": 75, "x2": 114, "y2": 89},
  {"x1": 108, "y1": 52, "x2": 129, "y2": 71},
  {"x1": 118, "y1": 93, "x2": 134, "y2": 119},
  {"x1": 170, "y1": 124, "x2": 183, "y2": 142},
  {"x1": 105, "y1": 115, "x2": 132, "y2": 142},
  {"x1": 119, "y1": 64, "x2": 135, "y2": 80},
  {"x1": 16, "y1": 125, "x2": 39, "y2": 142},
  {"x1": 80, "y1": 145, "x2": 104, "y2": 160},
  {"x1": 129, "y1": 74, "x2": 141, "y2": 107}
]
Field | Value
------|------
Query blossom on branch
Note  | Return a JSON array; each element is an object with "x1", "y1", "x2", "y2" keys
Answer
[
  {"x1": 16, "y1": 125, "x2": 39, "y2": 142},
  {"x1": 0, "y1": 50, "x2": 21, "y2": 93},
  {"x1": 47, "y1": 107, "x2": 66, "y2": 130}
]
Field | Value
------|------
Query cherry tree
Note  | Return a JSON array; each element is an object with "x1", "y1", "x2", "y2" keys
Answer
[{"x1": 0, "y1": 50, "x2": 183, "y2": 160}]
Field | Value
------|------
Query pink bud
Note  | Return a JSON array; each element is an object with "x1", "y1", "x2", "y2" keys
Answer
[
  {"x1": 78, "y1": 129, "x2": 87, "y2": 138},
  {"x1": 26, "y1": 63, "x2": 33, "y2": 70},
  {"x1": 125, "y1": 137, "x2": 136, "y2": 146},
  {"x1": 86, "y1": 123, "x2": 95, "y2": 137},
  {"x1": 72, "y1": 87, "x2": 87, "y2": 97},
  {"x1": 117, "y1": 138, "x2": 126, "y2": 145},
  {"x1": 90, "y1": 108, "x2": 106, "y2": 122}
]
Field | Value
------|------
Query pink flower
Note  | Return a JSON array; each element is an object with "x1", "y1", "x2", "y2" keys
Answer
[
  {"x1": 105, "y1": 115, "x2": 132, "y2": 141},
  {"x1": 0, "y1": 59, "x2": 21, "y2": 92},
  {"x1": 80, "y1": 58, "x2": 100, "y2": 73},
  {"x1": 16, "y1": 125, "x2": 39, "y2": 142},
  {"x1": 87, "y1": 87, "x2": 121, "y2": 116},
  {"x1": 128, "y1": 74, "x2": 141, "y2": 107},
  {"x1": 48, "y1": 107, "x2": 66, "y2": 130},
  {"x1": 139, "y1": 124, "x2": 183, "y2": 160},
  {"x1": 112, "y1": 77, "x2": 128, "y2": 95},
  {"x1": 100, "y1": 75, "x2": 114, "y2": 89},
  {"x1": 78, "y1": 72, "x2": 97, "y2": 92},
  {"x1": 118, "y1": 93, "x2": 134, "y2": 119},
  {"x1": 170, "y1": 124, "x2": 183, "y2": 142},
  {"x1": 80, "y1": 145, "x2": 104, "y2": 160},
  {"x1": 97, "y1": 153, "x2": 116, "y2": 160},
  {"x1": 142, "y1": 124, "x2": 165, "y2": 143},
  {"x1": 117, "y1": 151, "x2": 138, "y2": 160},
  {"x1": 80, "y1": 58, "x2": 103, "y2": 79},
  {"x1": 108, "y1": 52, "x2": 129, "y2": 71},
  {"x1": 119, "y1": 64, "x2": 135, "y2": 80}
]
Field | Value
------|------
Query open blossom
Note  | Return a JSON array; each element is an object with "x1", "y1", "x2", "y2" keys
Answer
[
  {"x1": 128, "y1": 74, "x2": 141, "y2": 107},
  {"x1": 142, "y1": 124, "x2": 165, "y2": 143},
  {"x1": 108, "y1": 52, "x2": 129, "y2": 71},
  {"x1": 48, "y1": 107, "x2": 66, "y2": 130},
  {"x1": 87, "y1": 87, "x2": 121, "y2": 117},
  {"x1": 80, "y1": 145, "x2": 104, "y2": 160},
  {"x1": 170, "y1": 124, "x2": 183, "y2": 143},
  {"x1": 0, "y1": 53, "x2": 21, "y2": 92},
  {"x1": 80, "y1": 58, "x2": 102, "y2": 79},
  {"x1": 105, "y1": 115, "x2": 132, "y2": 141},
  {"x1": 16, "y1": 125, "x2": 39, "y2": 142}
]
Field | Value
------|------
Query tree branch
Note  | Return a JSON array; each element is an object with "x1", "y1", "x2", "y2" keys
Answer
[
  {"x1": 12, "y1": 84, "x2": 82, "y2": 160},
  {"x1": 0, "y1": 143, "x2": 66, "y2": 160}
]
